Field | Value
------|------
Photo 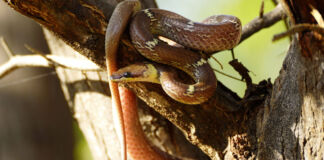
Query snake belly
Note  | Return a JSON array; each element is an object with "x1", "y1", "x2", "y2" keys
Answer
[{"x1": 124, "y1": 9, "x2": 241, "y2": 104}]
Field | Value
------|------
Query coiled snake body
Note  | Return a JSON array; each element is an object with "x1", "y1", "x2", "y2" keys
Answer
[{"x1": 105, "y1": 0, "x2": 241, "y2": 159}]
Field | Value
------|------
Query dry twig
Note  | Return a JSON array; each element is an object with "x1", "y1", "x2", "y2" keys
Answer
[
  {"x1": 0, "y1": 38, "x2": 101, "y2": 78},
  {"x1": 240, "y1": 4, "x2": 286, "y2": 43},
  {"x1": 273, "y1": 24, "x2": 324, "y2": 41}
]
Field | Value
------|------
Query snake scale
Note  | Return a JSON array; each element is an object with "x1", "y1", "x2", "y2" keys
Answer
[{"x1": 105, "y1": 0, "x2": 241, "y2": 159}]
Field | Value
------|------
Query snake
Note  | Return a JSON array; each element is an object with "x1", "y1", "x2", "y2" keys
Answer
[{"x1": 105, "y1": 0, "x2": 241, "y2": 159}]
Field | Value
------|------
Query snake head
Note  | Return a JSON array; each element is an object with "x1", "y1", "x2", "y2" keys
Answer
[{"x1": 110, "y1": 62, "x2": 160, "y2": 84}]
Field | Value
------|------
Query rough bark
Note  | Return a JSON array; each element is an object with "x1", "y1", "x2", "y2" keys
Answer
[
  {"x1": 257, "y1": 0, "x2": 324, "y2": 159},
  {"x1": 2, "y1": 0, "x2": 323, "y2": 160}
]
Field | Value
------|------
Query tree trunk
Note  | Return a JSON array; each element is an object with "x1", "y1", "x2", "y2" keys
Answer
[
  {"x1": 257, "y1": 1, "x2": 324, "y2": 159},
  {"x1": 2, "y1": 0, "x2": 323, "y2": 159}
]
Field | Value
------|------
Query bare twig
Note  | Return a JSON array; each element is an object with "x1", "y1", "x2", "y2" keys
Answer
[
  {"x1": 0, "y1": 41, "x2": 101, "y2": 78},
  {"x1": 309, "y1": 5, "x2": 324, "y2": 27},
  {"x1": 0, "y1": 54, "x2": 102, "y2": 78},
  {"x1": 0, "y1": 55, "x2": 53, "y2": 78},
  {"x1": 0, "y1": 37, "x2": 14, "y2": 57},
  {"x1": 272, "y1": 24, "x2": 324, "y2": 41},
  {"x1": 259, "y1": 0, "x2": 265, "y2": 18},
  {"x1": 231, "y1": 49, "x2": 235, "y2": 59},
  {"x1": 240, "y1": 4, "x2": 286, "y2": 43},
  {"x1": 24, "y1": 44, "x2": 46, "y2": 55},
  {"x1": 212, "y1": 67, "x2": 244, "y2": 82},
  {"x1": 210, "y1": 56, "x2": 223, "y2": 69},
  {"x1": 0, "y1": 71, "x2": 57, "y2": 88},
  {"x1": 0, "y1": 37, "x2": 102, "y2": 78}
]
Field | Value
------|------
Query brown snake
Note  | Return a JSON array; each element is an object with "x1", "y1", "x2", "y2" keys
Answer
[{"x1": 105, "y1": 0, "x2": 241, "y2": 159}]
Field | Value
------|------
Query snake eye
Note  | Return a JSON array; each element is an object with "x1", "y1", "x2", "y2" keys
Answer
[{"x1": 122, "y1": 72, "x2": 132, "y2": 78}]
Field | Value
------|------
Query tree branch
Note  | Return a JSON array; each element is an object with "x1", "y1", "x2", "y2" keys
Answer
[
  {"x1": 272, "y1": 23, "x2": 324, "y2": 41},
  {"x1": 240, "y1": 4, "x2": 286, "y2": 42},
  {"x1": 0, "y1": 53, "x2": 102, "y2": 79}
]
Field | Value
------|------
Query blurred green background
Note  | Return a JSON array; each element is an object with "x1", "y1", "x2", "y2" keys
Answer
[{"x1": 0, "y1": 0, "x2": 288, "y2": 160}]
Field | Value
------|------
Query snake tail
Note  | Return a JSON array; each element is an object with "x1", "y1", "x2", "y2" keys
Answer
[{"x1": 105, "y1": 1, "x2": 141, "y2": 160}]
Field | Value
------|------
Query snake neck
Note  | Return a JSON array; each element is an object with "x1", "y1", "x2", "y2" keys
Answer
[
  {"x1": 157, "y1": 63, "x2": 216, "y2": 105},
  {"x1": 111, "y1": 62, "x2": 217, "y2": 105}
]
